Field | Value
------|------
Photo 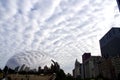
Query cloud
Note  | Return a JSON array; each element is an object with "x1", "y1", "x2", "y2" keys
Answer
[{"x1": 0, "y1": 0, "x2": 120, "y2": 73}]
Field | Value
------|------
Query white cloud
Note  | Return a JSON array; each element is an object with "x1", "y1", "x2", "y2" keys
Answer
[{"x1": 0, "y1": 0, "x2": 120, "y2": 73}]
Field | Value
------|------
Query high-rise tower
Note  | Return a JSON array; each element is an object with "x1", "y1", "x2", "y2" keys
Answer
[
  {"x1": 116, "y1": 0, "x2": 120, "y2": 11},
  {"x1": 100, "y1": 27, "x2": 120, "y2": 58}
]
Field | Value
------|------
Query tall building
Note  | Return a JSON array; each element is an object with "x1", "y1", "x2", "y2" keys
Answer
[
  {"x1": 84, "y1": 56, "x2": 102, "y2": 78},
  {"x1": 111, "y1": 57, "x2": 120, "y2": 79},
  {"x1": 99, "y1": 57, "x2": 120, "y2": 80},
  {"x1": 82, "y1": 53, "x2": 102, "y2": 79},
  {"x1": 73, "y1": 59, "x2": 81, "y2": 79},
  {"x1": 82, "y1": 53, "x2": 91, "y2": 79},
  {"x1": 116, "y1": 0, "x2": 120, "y2": 11},
  {"x1": 99, "y1": 27, "x2": 120, "y2": 80},
  {"x1": 100, "y1": 27, "x2": 120, "y2": 58},
  {"x1": 82, "y1": 53, "x2": 91, "y2": 63},
  {"x1": 99, "y1": 58, "x2": 115, "y2": 80}
]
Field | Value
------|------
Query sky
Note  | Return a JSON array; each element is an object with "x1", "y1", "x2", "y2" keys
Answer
[{"x1": 0, "y1": 0, "x2": 120, "y2": 73}]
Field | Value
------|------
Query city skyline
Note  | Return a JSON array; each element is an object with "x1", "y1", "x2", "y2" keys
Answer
[{"x1": 0, "y1": 0, "x2": 120, "y2": 73}]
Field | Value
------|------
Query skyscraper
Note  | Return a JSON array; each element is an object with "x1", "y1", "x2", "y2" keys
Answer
[
  {"x1": 100, "y1": 27, "x2": 120, "y2": 58},
  {"x1": 116, "y1": 0, "x2": 120, "y2": 11},
  {"x1": 82, "y1": 53, "x2": 91, "y2": 79}
]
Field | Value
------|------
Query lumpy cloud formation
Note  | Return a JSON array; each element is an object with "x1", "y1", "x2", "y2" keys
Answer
[{"x1": 0, "y1": 0, "x2": 120, "y2": 73}]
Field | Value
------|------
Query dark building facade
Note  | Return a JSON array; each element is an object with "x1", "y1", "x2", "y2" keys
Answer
[
  {"x1": 116, "y1": 0, "x2": 120, "y2": 11},
  {"x1": 100, "y1": 27, "x2": 120, "y2": 58},
  {"x1": 82, "y1": 53, "x2": 91, "y2": 63},
  {"x1": 100, "y1": 58, "x2": 115, "y2": 80},
  {"x1": 99, "y1": 27, "x2": 120, "y2": 80},
  {"x1": 82, "y1": 53, "x2": 102, "y2": 79},
  {"x1": 82, "y1": 53, "x2": 91, "y2": 79}
]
